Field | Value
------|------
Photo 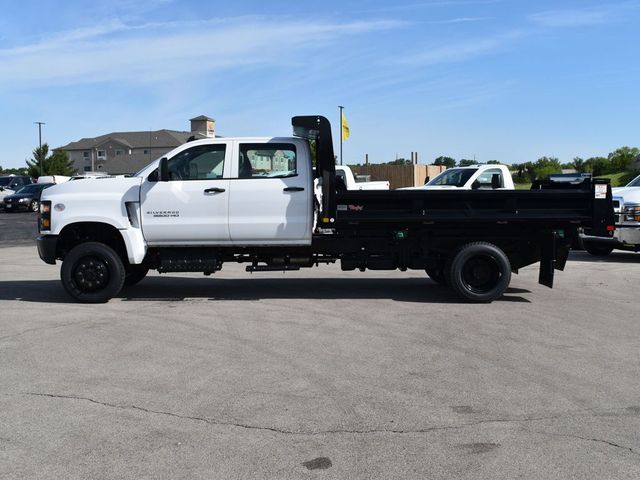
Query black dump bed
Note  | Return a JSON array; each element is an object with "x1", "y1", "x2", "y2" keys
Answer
[{"x1": 333, "y1": 182, "x2": 614, "y2": 236}]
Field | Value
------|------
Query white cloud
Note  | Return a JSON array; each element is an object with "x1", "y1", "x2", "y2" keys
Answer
[
  {"x1": 0, "y1": 17, "x2": 403, "y2": 88},
  {"x1": 530, "y1": 7, "x2": 618, "y2": 28},
  {"x1": 396, "y1": 31, "x2": 523, "y2": 66}
]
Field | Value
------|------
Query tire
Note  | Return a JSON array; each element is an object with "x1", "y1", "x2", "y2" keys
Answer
[
  {"x1": 583, "y1": 241, "x2": 614, "y2": 257},
  {"x1": 124, "y1": 264, "x2": 149, "y2": 286},
  {"x1": 60, "y1": 242, "x2": 125, "y2": 303},
  {"x1": 426, "y1": 265, "x2": 447, "y2": 285},
  {"x1": 30, "y1": 200, "x2": 39, "y2": 212},
  {"x1": 447, "y1": 242, "x2": 511, "y2": 303}
]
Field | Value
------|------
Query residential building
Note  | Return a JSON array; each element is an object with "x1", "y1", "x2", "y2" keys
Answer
[{"x1": 60, "y1": 115, "x2": 216, "y2": 174}]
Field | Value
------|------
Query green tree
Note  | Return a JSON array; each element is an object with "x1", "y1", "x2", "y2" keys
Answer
[
  {"x1": 486, "y1": 160, "x2": 501, "y2": 165},
  {"x1": 458, "y1": 159, "x2": 476, "y2": 167},
  {"x1": 433, "y1": 156, "x2": 456, "y2": 168},
  {"x1": 378, "y1": 158, "x2": 413, "y2": 165},
  {"x1": 533, "y1": 156, "x2": 562, "y2": 179},
  {"x1": 25, "y1": 143, "x2": 76, "y2": 178},
  {"x1": 608, "y1": 146, "x2": 640, "y2": 173},
  {"x1": 584, "y1": 156, "x2": 609, "y2": 176},
  {"x1": 571, "y1": 157, "x2": 587, "y2": 173}
]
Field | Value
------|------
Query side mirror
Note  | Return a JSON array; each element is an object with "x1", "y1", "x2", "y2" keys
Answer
[
  {"x1": 491, "y1": 173, "x2": 501, "y2": 189},
  {"x1": 158, "y1": 157, "x2": 169, "y2": 182},
  {"x1": 471, "y1": 180, "x2": 480, "y2": 190},
  {"x1": 424, "y1": 176, "x2": 430, "y2": 185}
]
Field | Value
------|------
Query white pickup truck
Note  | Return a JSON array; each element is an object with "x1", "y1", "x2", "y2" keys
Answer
[
  {"x1": 36, "y1": 115, "x2": 615, "y2": 304},
  {"x1": 335, "y1": 165, "x2": 389, "y2": 190},
  {"x1": 581, "y1": 173, "x2": 640, "y2": 255},
  {"x1": 404, "y1": 164, "x2": 515, "y2": 190}
]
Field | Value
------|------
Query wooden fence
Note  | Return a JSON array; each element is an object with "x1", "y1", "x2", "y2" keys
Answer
[{"x1": 349, "y1": 164, "x2": 446, "y2": 189}]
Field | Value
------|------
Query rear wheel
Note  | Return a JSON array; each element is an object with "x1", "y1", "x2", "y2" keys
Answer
[
  {"x1": 583, "y1": 241, "x2": 614, "y2": 257},
  {"x1": 447, "y1": 242, "x2": 511, "y2": 303},
  {"x1": 61, "y1": 242, "x2": 125, "y2": 303}
]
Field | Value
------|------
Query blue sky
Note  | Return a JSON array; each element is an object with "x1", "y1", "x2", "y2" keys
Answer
[{"x1": 1, "y1": 0, "x2": 639, "y2": 168}]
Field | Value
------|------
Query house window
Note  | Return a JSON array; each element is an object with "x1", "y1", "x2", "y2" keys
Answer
[
  {"x1": 84, "y1": 166, "x2": 91, "y2": 172},
  {"x1": 115, "y1": 149, "x2": 123, "y2": 156},
  {"x1": 143, "y1": 149, "x2": 149, "y2": 155},
  {"x1": 83, "y1": 151, "x2": 89, "y2": 158},
  {"x1": 97, "y1": 150, "x2": 106, "y2": 159}
]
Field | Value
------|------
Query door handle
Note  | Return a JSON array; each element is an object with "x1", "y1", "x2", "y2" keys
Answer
[
  {"x1": 204, "y1": 187, "x2": 226, "y2": 193},
  {"x1": 283, "y1": 187, "x2": 304, "y2": 192}
]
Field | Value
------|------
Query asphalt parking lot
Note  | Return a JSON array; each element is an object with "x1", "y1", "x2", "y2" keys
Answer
[{"x1": 1, "y1": 210, "x2": 639, "y2": 479}]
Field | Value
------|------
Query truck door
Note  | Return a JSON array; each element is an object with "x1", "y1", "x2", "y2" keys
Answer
[
  {"x1": 228, "y1": 141, "x2": 312, "y2": 244},
  {"x1": 140, "y1": 142, "x2": 231, "y2": 244}
]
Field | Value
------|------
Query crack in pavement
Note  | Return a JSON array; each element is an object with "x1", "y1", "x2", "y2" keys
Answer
[
  {"x1": 0, "y1": 320, "x2": 91, "y2": 342},
  {"x1": 526, "y1": 429, "x2": 639, "y2": 457},
  {"x1": 15, "y1": 392, "x2": 639, "y2": 449}
]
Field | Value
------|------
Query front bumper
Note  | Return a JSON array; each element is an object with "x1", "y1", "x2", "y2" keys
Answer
[
  {"x1": 37, "y1": 235, "x2": 58, "y2": 264},
  {"x1": 613, "y1": 226, "x2": 640, "y2": 246}
]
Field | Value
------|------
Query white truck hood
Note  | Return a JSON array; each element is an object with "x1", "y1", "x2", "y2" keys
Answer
[
  {"x1": 41, "y1": 176, "x2": 143, "y2": 235},
  {"x1": 612, "y1": 186, "x2": 640, "y2": 204}
]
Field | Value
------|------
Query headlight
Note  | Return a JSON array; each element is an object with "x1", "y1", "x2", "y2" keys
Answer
[
  {"x1": 623, "y1": 205, "x2": 640, "y2": 222},
  {"x1": 18, "y1": 198, "x2": 29, "y2": 203},
  {"x1": 39, "y1": 201, "x2": 52, "y2": 231}
]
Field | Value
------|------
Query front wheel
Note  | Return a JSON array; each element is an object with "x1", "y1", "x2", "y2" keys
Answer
[
  {"x1": 30, "y1": 200, "x2": 39, "y2": 212},
  {"x1": 447, "y1": 242, "x2": 511, "y2": 303},
  {"x1": 583, "y1": 241, "x2": 614, "y2": 257},
  {"x1": 124, "y1": 264, "x2": 149, "y2": 286},
  {"x1": 60, "y1": 242, "x2": 125, "y2": 303}
]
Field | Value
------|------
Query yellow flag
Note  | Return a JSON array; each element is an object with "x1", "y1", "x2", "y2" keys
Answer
[{"x1": 341, "y1": 111, "x2": 350, "y2": 141}]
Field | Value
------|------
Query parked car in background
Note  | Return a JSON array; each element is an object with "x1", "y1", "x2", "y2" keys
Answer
[
  {"x1": 400, "y1": 164, "x2": 515, "y2": 190},
  {"x1": 37, "y1": 175, "x2": 71, "y2": 185},
  {"x1": 581, "y1": 173, "x2": 640, "y2": 256},
  {"x1": 0, "y1": 175, "x2": 34, "y2": 201},
  {"x1": 3, "y1": 183, "x2": 54, "y2": 212},
  {"x1": 335, "y1": 166, "x2": 390, "y2": 190}
]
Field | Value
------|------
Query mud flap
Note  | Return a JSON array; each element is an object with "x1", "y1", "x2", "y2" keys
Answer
[{"x1": 538, "y1": 231, "x2": 556, "y2": 288}]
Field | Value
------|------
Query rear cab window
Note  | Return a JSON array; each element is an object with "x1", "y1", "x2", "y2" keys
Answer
[{"x1": 238, "y1": 144, "x2": 297, "y2": 179}]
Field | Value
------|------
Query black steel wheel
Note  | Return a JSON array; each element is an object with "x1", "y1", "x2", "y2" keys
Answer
[
  {"x1": 583, "y1": 241, "x2": 614, "y2": 257},
  {"x1": 61, "y1": 242, "x2": 125, "y2": 303},
  {"x1": 30, "y1": 200, "x2": 39, "y2": 212},
  {"x1": 124, "y1": 264, "x2": 150, "y2": 286},
  {"x1": 447, "y1": 242, "x2": 511, "y2": 303}
]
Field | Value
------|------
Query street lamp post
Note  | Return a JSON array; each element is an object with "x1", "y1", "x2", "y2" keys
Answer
[{"x1": 34, "y1": 121, "x2": 45, "y2": 177}]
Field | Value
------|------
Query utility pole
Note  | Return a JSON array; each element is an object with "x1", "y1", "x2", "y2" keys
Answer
[
  {"x1": 338, "y1": 106, "x2": 344, "y2": 165},
  {"x1": 34, "y1": 121, "x2": 45, "y2": 177}
]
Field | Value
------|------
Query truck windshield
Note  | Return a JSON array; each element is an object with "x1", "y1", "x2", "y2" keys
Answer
[
  {"x1": 0, "y1": 178, "x2": 13, "y2": 187},
  {"x1": 427, "y1": 168, "x2": 477, "y2": 187},
  {"x1": 627, "y1": 175, "x2": 640, "y2": 187}
]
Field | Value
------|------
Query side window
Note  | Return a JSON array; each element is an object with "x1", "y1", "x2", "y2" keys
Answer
[
  {"x1": 238, "y1": 143, "x2": 296, "y2": 179},
  {"x1": 476, "y1": 169, "x2": 503, "y2": 188},
  {"x1": 167, "y1": 144, "x2": 226, "y2": 181}
]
